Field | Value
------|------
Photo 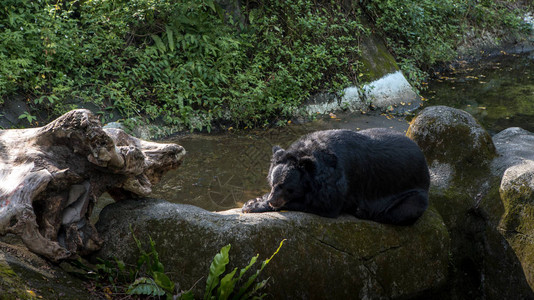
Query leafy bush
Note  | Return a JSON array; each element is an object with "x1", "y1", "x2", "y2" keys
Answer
[
  {"x1": 1, "y1": 0, "x2": 530, "y2": 130},
  {"x1": 0, "y1": 0, "x2": 364, "y2": 131},
  {"x1": 199, "y1": 240, "x2": 285, "y2": 300},
  {"x1": 127, "y1": 233, "x2": 175, "y2": 297}
]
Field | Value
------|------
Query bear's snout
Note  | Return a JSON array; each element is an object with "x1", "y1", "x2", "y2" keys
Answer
[{"x1": 267, "y1": 187, "x2": 286, "y2": 209}]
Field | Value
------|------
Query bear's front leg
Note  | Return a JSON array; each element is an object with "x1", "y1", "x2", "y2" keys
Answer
[{"x1": 242, "y1": 193, "x2": 275, "y2": 213}]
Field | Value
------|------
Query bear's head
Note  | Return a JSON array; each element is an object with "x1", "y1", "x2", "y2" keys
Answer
[{"x1": 266, "y1": 146, "x2": 315, "y2": 209}]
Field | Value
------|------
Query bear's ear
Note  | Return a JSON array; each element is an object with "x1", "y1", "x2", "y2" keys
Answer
[
  {"x1": 272, "y1": 145, "x2": 285, "y2": 157},
  {"x1": 298, "y1": 156, "x2": 316, "y2": 173}
]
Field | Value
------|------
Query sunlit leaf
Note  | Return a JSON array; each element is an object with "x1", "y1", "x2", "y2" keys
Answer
[
  {"x1": 166, "y1": 25, "x2": 175, "y2": 52},
  {"x1": 205, "y1": 244, "x2": 231, "y2": 299}
]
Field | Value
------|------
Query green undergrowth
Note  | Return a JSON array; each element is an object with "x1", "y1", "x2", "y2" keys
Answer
[
  {"x1": 0, "y1": 0, "x2": 365, "y2": 131},
  {"x1": 75, "y1": 230, "x2": 285, "y2": 299},
  {"x1": 1, "y1": 0, "x2": 531, "y2": 131}
]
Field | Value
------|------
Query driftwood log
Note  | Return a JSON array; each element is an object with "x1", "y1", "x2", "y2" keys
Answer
[{"x1": 0, "y1": 109, "x2": 185, "y2": 261}]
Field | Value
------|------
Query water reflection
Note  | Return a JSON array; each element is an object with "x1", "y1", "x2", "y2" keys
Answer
[{"x1": 422, "y1": 51, "x2": 534, "y2": 134}]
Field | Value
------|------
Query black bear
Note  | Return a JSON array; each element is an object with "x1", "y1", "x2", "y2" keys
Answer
[{"x1": 242, "y1": 128, "x2": 430, "y2": 225}]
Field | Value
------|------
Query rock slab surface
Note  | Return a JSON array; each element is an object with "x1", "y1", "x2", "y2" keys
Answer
[{"x1": 96, "y1": 198, "x2": 450, "y2": 299}]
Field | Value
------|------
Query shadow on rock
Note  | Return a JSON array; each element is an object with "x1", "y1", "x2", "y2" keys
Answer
[{"x1": 408, "y1": 106, "x2": 534, "y2": 299}]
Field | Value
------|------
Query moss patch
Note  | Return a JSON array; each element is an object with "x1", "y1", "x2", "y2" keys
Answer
[
  {"x1": 0, "y1": 260, "x2": 33, "y2": 300},
  {"x1": 407, "y1": 106, "x2": 497, "y2": 168},
  {"x1": 359, "y1": 31, "x2": 399, "y2": 81}
]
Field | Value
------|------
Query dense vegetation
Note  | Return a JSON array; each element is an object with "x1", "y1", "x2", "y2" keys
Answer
[{"x1": 0, "y1": 0, "x2": 531, "y2": 131}]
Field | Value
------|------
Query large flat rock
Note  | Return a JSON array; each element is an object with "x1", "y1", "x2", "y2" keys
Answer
[{"x1": 95, "y1": 198, "x2": 449, "y2": 299}]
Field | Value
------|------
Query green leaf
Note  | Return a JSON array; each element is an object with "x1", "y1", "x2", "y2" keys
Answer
[
  {"x1": 131, "y1": 225, "x2": 143, "y2": 252},
  {"x1": 261, "y1": 239, "x2": 285, "y2": 267},
  {"x1": 206, "y1": 0, "x2": 217, "y2": 12},
  {"x1": 127, "y1": 277, "x2": 165, "y2": 296},
  {"x1": 151, "y1": 34, "x2": 166, "y2": 53},
  {"x1": 115, "y1": 259, "x2": 126, "y2": 272},
  {"x1": 247, "y1": 279, "x2": 269, "y2": 299},
  {"x1": 179, "y1": 291, "x2": 195, "y2": 300},
  {"x1": 217, "y1": 267, "x2": 238, "y2": 300},
  {"x1": 154, "y1": 271, "x2": 175, "y2": 292},
  {"x1": 18, "y1": 111, "x2": 36, "y2": 124},
  {"x1": 236, "y1": 254, "x2": 258, "y2": 282},
  {"x1": 234, "y1": 240, "x2": 285, "y2": 300},
  {"x1": 166, "y1": 25, "x2": 175, "y2": 52},
  {"x1": 204, "y1": 244, "x2": 231, "y2": 300},
  {"x1": 234, "y1": 268, "x2": 260, "y2": 299}
]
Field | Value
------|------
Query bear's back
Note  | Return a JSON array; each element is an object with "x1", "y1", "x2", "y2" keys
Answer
[
  {"x1": 288, "y1": 128, "x2": 415, "y2": 158},
  {"x1": 287, "y1": 128, "x2": 429, "y2": 195},
  {"x1": 288, "y1": 129, "x2": 367, "y2": 154}
]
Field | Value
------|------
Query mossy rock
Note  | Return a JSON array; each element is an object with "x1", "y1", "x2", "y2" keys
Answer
[
  {"x1": 407, "y1": 106, "x2": 500, "y2": 228},
  {"x1": 359, "y1": 30, "x2": 399, "y2": 82},
  {"x1": 500, "y1": 161, "x2": 534, "y2": 232},
  {"x1": 0, "y1": 257, "x2": 31, "y2": 300},
  {"x1": 94, "y1": 198, "x2": 450, "y2": 299},
  {"x1": 492, "y1": 127, "x2": 534, "y2": 290},
  {"x1": 407, "y1": 106, "x2": 496, "y2": 168},
  {"x1": 498, "y1": 157, "x2": 534, "y2": 289},
  {"x1": 406, "y1": 107, "x2": 534, "y2": 298}
]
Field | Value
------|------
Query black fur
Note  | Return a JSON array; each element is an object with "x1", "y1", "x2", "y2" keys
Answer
[{"x1": 241, "y1": 128, "x2": 430, "y2": 225}]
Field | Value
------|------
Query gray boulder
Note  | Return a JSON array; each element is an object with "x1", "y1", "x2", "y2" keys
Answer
[
  {"x1": 492, "y1": 127, "x2": 534, "y2": 175},
  {"x1": 407, "y1": 105, "x2": 496, "y2": 170},
  {"x1": 493, "y1": 127, "x2": 534, "y2": 289},
  {"x1": 407, "y1": 106, "x2": 497, "y2": 222},
  {"x1": 95, "y1": 198, "x2": 450, "y2": 299},
  {"x1": 407, "y1": 106, "x2": 532, "y2": 299}
]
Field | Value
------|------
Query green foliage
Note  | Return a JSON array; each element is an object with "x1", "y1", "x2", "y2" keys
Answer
[
  {"x1": 361, "y1": 0, "x2": 532, "y2": 88},
  {"x1": 127, "y1": 277, "x2": 166, "y2": 297},
  {"x1": 129, "y1": 232, "x2": 175, "y2": 298},
  {"x1": 227, "y1": 1, "x2": 365, "y2": 127},
  {"x1": 0, "y1": 0, "x2": 364, "y2": 131},
  {"x1": 75, "y1": 230, "x2": 176, "y2": 298},
  {"x1": 18, "y1": 111, "x2": 36, "y2": 125},
  {"x1": 196, "y1": 239, "x2": 285, "y2": 300},
  {"x1": 205, "y1": 244, "x2": 231, "y2": 299},
  {"x1": 84, "y1": 230, "x2": 285, "y2": 299},
  {"x1": 1, "y1": 0, "x2": 530, "y2": 129}
]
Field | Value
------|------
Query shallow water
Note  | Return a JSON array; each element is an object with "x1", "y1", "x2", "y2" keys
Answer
[{"x1": 422, "y1": 51, "x2": 534, "y2": 134}]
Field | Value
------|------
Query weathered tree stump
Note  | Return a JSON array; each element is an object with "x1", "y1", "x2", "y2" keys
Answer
[{"x1": 0, "y1": 109, "x2": 185, "y2": 261}]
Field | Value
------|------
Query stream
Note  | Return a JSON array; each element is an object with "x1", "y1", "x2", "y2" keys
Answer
[
  {"x1": 97, "y1": 51, "x2": 534, "y2": 213},
  {"x1": 422, "y1": 51, "x2": 534, "y2": 134}
]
